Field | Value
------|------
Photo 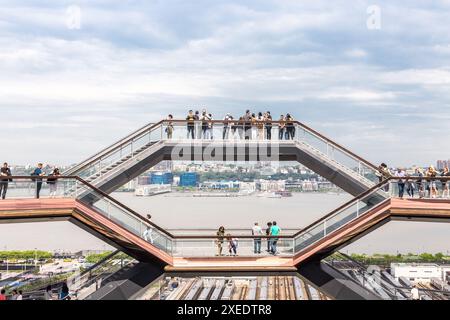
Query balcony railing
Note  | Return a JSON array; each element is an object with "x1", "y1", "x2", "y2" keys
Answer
[{"x1": 1, "y1": 176, "x2": 448, "y2": 260}]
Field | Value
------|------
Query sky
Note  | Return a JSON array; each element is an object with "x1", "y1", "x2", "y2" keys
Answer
[{"x1": 1, "y1": 1, "x2": 450, "y2": 166}]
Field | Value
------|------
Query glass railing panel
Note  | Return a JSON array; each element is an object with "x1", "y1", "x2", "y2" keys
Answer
[
  {"x1": 294, "y1": 181, "x2": 392, "y2": 254},
  {"x1": 294, "y1": 223, "x2": 325, "y2": 252},
  {"x1": 323, "y1": 201, "x2": 365, "y2": 235},
  {"x1": 2, "y1": 179, "x2": 77, "y2": 199},
  {"x1": 172, "y1": 237, "x2": 294, "y2": 257}
]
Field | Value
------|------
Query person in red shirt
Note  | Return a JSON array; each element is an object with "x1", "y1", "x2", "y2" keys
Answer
[{"x1": 0, "y1": 289, "x2": 7, "y2": 300}]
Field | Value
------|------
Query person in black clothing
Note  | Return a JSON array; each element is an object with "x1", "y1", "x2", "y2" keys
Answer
[
  {"x1": 285, "y1": 113, "x2": 295, "y2": 140},
  {"x1": 186, "y1": 110, "x2": 195, "y2": 139},
  {"x1": 265, "y1": 222, "x2": 273, "y2": 252},
  {"x1": 0, "y1": 162, "x2": 12, "y2": 200}
]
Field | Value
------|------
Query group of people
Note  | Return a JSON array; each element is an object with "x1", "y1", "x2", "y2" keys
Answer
[
  {"x1": 0, "y1": 289, "x2": 22, "y2": 301},
  {"x1": 377, "y1": 163, "x2": 450, "y2": 199},
  {"x1": 164, "y1": 109, "x2": 296, "y2": 141},
  {"x1": 215, "y1": 221, "x2": 282, "y2": 256},
  {"x1": 0, "y1": 283, "x2": 70, "y2": 301},
  {"x1": 0, "y1": 162, "x2": 61, "y2": 200}
]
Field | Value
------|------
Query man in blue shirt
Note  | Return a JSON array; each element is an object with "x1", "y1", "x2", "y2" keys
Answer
[
  {"x1": 32, "y1": 163, "x2": 46, "y2": 199},
  {"x1": 269, "y1": 221, "x2": 281, "y2": 255}
]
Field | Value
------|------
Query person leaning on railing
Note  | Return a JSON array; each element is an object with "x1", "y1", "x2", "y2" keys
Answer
[
  {"x1": 47, "y1": 168, "x2": 61, "y2": 198},
  {"x1": 31, "y1": 163, "x2": 46, "y2": 199}
]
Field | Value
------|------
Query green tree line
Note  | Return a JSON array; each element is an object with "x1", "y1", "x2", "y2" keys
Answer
[{"x1": 0, "y1": 251, "x2": 53, "y2": 260}]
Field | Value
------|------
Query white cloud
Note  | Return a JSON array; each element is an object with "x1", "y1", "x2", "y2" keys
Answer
[{"x1": 0, "y1": 1, "x2": 449, "y2": 166}]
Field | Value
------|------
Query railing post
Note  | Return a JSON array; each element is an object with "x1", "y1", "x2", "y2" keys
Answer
[{"x1": 323, "y1": 221, "x2": 327, "y2": 236}]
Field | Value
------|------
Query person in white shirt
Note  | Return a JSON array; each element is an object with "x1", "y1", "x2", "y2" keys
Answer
[
  {"x1": 394, "y1": 168, "x2": 406, "y2": 199},
  {"x1": 16, "y1": 290, "x2": 23, "y2": 300},
  {"x1": 252, "y1": 222, "x2": 263, "y2": 254},
  {"x1": 411, "y1": 285, "x2": 420, "y2": 300}
]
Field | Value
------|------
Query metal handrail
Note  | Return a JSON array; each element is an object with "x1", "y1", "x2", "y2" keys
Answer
[
  {"x1": 4, "y1": 177, "x2": 449, "y2": 243},
  {"x1": 63, "y1": 121, "x2": 162, "y2": 175},
  {"x1": 292, "y1": 176, "x2": 450, "y2": 238},
  {"x1": 64, "y1": 119, "x2": 379, "y2": 177}
]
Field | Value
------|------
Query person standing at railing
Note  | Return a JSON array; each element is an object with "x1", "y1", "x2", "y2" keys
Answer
[
  {"x1": 186, "y1": 110, "x2": 196, "y2": 139},
  {"x1": 165, "y1": 114, "x2": 174, "y2": 139},
  {"x1": 285, "y1": 114, "x2": 295, "y2": 140},
  {"x1": 278, "y1": 115, "x2": 286, "y2": 140},
  {"x1": 440, "y1": 166, "x2": 449, "y2": 198},
  {"x1": 227, "y1": 234, "x2": 238, "y2": 256},
  {"x1": 237, "y1": 116, "x2": 244, "y2": 140},
  {"x1": 252, "y1": 222, "x2": 263, "y2": 254},
  {"x1": 415, "y1": 168, "x2": 425, "y2": 198},
  {"x1": 264, "y1": 111, "x2": 273, "y2": 140},
  {"x1": 426, "y1": 166, "x2": 438, "y2": 198},
  {"x1": 47, "y1": 168, "x2": 61, "y2": 198},
  {"x1": 208, "y1": 113, "x2": 214, "y2": 139},
  {"x1": 195, "y1": 110, "x2": 201, "y2": 139},
  {"x1": 256, "y1": 112, "x2": 265, "y2": 140},
  {"x1": 269, "y1": 221, "x2": 281, "y2": 255},
  {"x1": 265, "y1": 222, "x2": 272, "y2": 252},
  {"x1": 0, "y1": 162, "x2": 12, "y2": 200},
  {"x1": 201, "y1": 110, "x2": 210, "y2": 139},
  {"x1": 215, "y1": 226, "x2": 225, "y2": 256},
  {"x1": 243, "y1": 110, "x2": 252, "y2": 140},
  {"x1": 250, "y1": 113, "x2": 257, "y2": 140},
  {"x1": 394, "y1": 168, "x2": 406, "y2": 199},
  {"x1": 405, "y1": 174, "x2": 415, "y2": 198},
  {"x1": 31, "y1": 163, "x2": 46, "y2": 199},
  {"x1": 223, "y1": 113, "x2": 233, "y2": 140}
]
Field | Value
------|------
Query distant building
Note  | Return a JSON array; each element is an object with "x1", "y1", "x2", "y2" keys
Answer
[
  {"x1": 199, "y1": 181, "x2": 240, "y2": 190},
  {"x1": 179, "y1": 172, "x2": 198, "y2": 187},
  {"x1": 391, "y1": 263, "x2": 450, "y2": 283},
  {"x1": 258, "y1": 179, "x2": 285, "y2": 191},
  {"x1": 436, "y1": 160, "x2": 450, "y2": 171},
  {"x1": 150, "y1": 172, "x2": 174, "y2": 185}
]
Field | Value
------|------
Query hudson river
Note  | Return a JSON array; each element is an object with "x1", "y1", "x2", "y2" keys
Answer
[{"x1": 1, "y1": 192, "x2": 449, "y2": 254}]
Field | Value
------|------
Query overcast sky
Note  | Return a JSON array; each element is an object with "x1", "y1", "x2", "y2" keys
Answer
[{"x1": 1, "y1": 1, "x2": 450, "y2": 166}]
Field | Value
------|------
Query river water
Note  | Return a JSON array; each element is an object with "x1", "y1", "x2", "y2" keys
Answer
[{"x1": 1, "y1": 192, "x2": 448, "y2": 254}]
